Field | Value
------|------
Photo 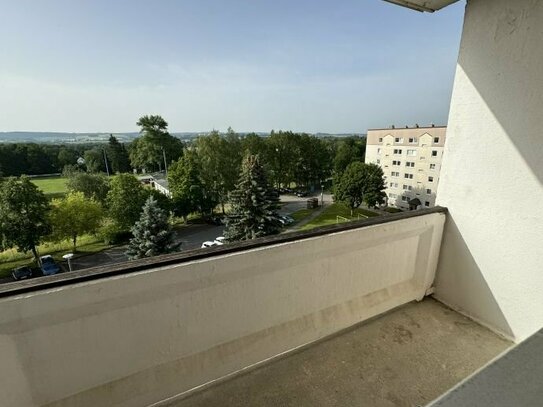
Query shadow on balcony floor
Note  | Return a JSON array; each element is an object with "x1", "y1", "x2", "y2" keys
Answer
[{"x1": 168, "y1": 298, "x2": 511, "y2": 407}]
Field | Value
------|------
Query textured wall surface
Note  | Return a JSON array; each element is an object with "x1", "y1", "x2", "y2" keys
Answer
[
  {"x1": 0, "y1": 214, "x2": 444, "y2": 407},
  {"x1": 435, "y1": 0, "x2": 543, "y2": 342}
]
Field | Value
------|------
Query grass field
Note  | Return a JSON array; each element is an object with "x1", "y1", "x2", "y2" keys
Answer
[
  {"x1": 0, "y1": 234, "x2": 111, "y2": 279},
  {"x1": 300, "y1": 203, "x2": 379, "y2": 231},
  {"x1": 30, "y1": 176, "x2": 68, "y2": 198},
  {"x1": 289, "y1": 207, "x2": 319, "y2": 224}
]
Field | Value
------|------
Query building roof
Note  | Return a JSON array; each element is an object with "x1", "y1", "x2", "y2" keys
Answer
[{"x1": 383, "y1": 0, "x2": 459, "y2": 12}]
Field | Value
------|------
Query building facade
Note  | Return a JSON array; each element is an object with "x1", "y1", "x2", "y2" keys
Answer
[{"x1": 365, "y1": 125, "x2": 446, "y2": 210}]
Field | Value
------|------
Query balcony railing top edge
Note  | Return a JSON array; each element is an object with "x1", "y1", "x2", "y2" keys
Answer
[{"x1": 0, "y1": 206, "x2": 447, "y2": 298}]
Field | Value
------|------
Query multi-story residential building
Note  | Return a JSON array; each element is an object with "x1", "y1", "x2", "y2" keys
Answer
[{"x1": 365, "y1": 125, "x2": 446, "y2": 210}]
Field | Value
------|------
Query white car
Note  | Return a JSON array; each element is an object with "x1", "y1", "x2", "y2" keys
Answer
[
  {"x1": 201, "y1": 241, "x2": 217, "y2": 248},
  {"x1": 214, "y1": 236, "x2": 225, "y2": 245}
]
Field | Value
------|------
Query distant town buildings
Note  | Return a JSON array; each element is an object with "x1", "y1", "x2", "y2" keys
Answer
[{"x1": 365, "y1": 125, "x2": 446, "y2": 210}]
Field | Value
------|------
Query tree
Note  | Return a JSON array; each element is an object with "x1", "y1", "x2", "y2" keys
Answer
[
  {"x1": 66, "y1": 172, "x2": 110, "y2": 204},
  {"x1": 333, "y1": 136, "x2": 366, "y2": 176},
  {"x1": 49, "y1": 192, "x2": 103, "y2": 252},
  {"x1": 361, "y1": 163, "x2": 387, "y2": 208},
  {"x1": 224, "y1": 155, "x2": 282, "y2": 242},
  {"x1": 168, "y1": 151, "x2": 209, "y2": 221},
  {"x1": 106, "y1": 135, "x2": 131, "y2": 173},
  {"x1": 125, "y1": 196, "x2": 177, "y2": 259},
  {"x1": 129, "y1": 115, "x2": 184, "y2": 171},
  {"x1": 0, "y1": 176, "x2": 51, "y2": 263},
  {"x1": 334, "y1": 162, "x2": 386, "y2": 215},
  {"x1": 106, "y1": 173, "x2": 148, "y2": 230},
  {"x1": 84, "y1": 147, "x2": 107, "y2": 173},
  {"x1": 196, "y1": 128, "x2": 243, "y2": 213}
]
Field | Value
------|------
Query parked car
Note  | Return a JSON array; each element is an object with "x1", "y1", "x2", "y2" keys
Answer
[
  {"x1": 201, "y1": 241, "x2": 218, "y2": 249},
  {"x1": 214, "y1": 236, "x2": 225, "y2": 245},
  {"x1": 295, "y1": 190, "x2": 309, "y2": 197},
  {"x1": 11, "y1": 266, "x2": 33, "y2": 281},
  {"x1": 206, "y1": 216, "x2": 225, "y2": 226},
  {"x1": 279, "y1": 215, "x2": 294, "y2": 225},
  {"x1": 40, "y1": 255, "x2": 60, "y2": 276}
]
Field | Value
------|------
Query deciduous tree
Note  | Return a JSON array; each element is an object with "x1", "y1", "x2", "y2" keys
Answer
[
  {"x1": 106, "y1": 173, "x2": 148, "y2": 230},
  {"x1": 0, "y1": 176, "x2": 51, "y2": 263},
  {"x1": 49, "y1": 192, "x2": 103, "y2": 252},
  {"x1": 334, "y1": 162, "x2": 386, "y2": 215},
  {"x1": 66, "y1": 172, "x2": 110, "y2": 204}
]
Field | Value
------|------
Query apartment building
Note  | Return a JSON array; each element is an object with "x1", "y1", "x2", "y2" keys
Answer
[{"x1": 365, "y1": 125, "x2": 446, "y2": 210}]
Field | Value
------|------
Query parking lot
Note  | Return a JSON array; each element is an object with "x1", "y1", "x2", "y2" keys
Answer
[{"x1": 2, "y1": 191, "x2": 332, "y2": 284}]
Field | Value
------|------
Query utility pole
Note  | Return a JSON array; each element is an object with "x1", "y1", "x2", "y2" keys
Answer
[
  {"x1": 162, "y1": 147, "x2": 168, "y2": 176},
  {"x1": 103, "y1": 148, "x2": 110, "y2": 176}
]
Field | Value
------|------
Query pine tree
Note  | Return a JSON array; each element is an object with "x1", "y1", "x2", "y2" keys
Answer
[
  {"x1": 126, "y1": 196, "x2": 176, "y2": 259},
  {"x1": 224, "y1": 155, "x2": 282, "y2": 242}
]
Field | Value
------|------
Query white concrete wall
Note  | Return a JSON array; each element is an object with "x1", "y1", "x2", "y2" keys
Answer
[
  {"x1": 0, "y1": 213, "x2": 445, "y2": 407},
  {"x1": 435, "y1": 0, "x2": 543, "y2": 342}
]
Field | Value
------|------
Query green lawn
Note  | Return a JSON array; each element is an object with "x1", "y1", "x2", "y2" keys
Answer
[
  {"x1": 30, "y1": 176, "x2": 68, "y2": 198},
  {"x1": 290, "y1": 207, "x2": 319, "y2": 224},
  {"x1": 300, "y1": 203, "x2": 379, "y2": 231},
  {"x1": 0, "y1": 234, "x2": 111, "y2": 279},
  {"x1": 384, "y1": 206, "x2": 403, "y2": 213}
]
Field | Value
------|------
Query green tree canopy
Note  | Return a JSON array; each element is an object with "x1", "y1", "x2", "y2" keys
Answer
[
  {"x1": 0, "y1": 176, "x2": 51, "y2": 262},
  {"x1": 334, "y1": 162, "x2": 386, "y2": 214},
  {"x1": 126, "y1": 196, "x2": 177, "y2": 260},
  {"x1": 49, "y1": 192, "x2": 103, "y2": 252},
  {"x1": 83, "y1": 147, "x2": 107, "y2": 173},
  {"x1": 168, "y1": 151, "x2": 208, "y2": 221},
  {"x1": 224, "y1": 154, "x2": 282, "y2": 242},
  {"x1": 66, "y1": 172, "x2": 110, "y2": 204},
  {"x1": 106, "y1": 173, "x2": 148, "y2": 230},
  {"x1": 196, "y1": 128, "x2": 243, "y2": 212},
  {"x1": 106, "y1": 135, "x2": 131, "y2": 173},
  {"x1": 333, "y1": 136, "x2": 366, "y2": 176},
  {"x1": 129, "y1": 115, "x2": 184, "y2": 171}
]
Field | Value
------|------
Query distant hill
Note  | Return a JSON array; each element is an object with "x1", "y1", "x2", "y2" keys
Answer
[{"x1": 0, "y1": 131, "x2": 364, "y2": 144}]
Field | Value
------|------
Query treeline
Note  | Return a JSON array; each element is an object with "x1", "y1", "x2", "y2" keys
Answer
[
  {"x1": 0, "y1": 116, "x2": 367, "y2": 186},
  {"x1": 0, "y1": 139, "x2": 131, "y2": 177}
]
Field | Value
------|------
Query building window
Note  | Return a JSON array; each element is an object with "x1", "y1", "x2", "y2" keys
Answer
[
  {"x1": 393, "y1": 149, "x2": 403, "y2": 155},
  {"x1": 379, "y1": 138, "x2": 383, "y2": 143},
  {"x1": 404, "y1": 173, "x2": 413, "y2": 179},
  {"x1": 405, "y1": 162, "x2": 415, "y2": 168},
  {"x1": 389, "y1": 193, "x2": 397, "y2": 199},
  {"x1": 434, "y1": 137, "x2": 439, "y2": 143},
  {"x1": 425, "y1": 201, "x2": 430, "y2": 207},
  {"x1": 408, "y1": 137, "x2": 417, "y2": 143},
  {"x1": 402, "y1": 185, "x2": 412, "y2": 191},
  {"x1": 391, "y1": 171, "x2": 400, "y2": 177},
  {"x1": 426, "y1": 189, "x2": 432, "y2": 194},
  {"x1": 377, "y1": 148, "x2": 381, "y2": 154},
  {"x1": 428, "y1": 176, "x2": 434, "y2": 182},
  {"x1": 401, "y1": 196, "x2": 409, "y2": 202},
  {"x1": 392, "y1": 160, "x2": 401, "y2": 166},
  {"x1": 407, "y1": 149, "x2": 417, "y2": 156},
  {"x1": 395, "y1": 137, "x2": 404, "y2": 143},
  {"x1": 376, "y1": 159, "x2": 380, "y2": 164},
  {"x1": 432, "y1": 150, "x2": 438, "y2": 157},
  {"x1": 430, "y1": 164, "x2": 436, "y2": 170}
]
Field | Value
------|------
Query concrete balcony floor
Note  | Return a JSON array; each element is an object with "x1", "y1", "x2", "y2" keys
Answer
[{"x1": 169, "y1": 298, "x2": 511, "y2": 407}]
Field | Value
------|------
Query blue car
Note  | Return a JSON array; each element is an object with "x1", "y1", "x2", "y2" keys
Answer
[{"x1": 40, "y1": 255, "x2": 60, "y2": 276}]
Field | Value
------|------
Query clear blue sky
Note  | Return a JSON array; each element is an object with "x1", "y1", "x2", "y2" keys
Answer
[{"x1": 0, "y1": 0, "x2": 465, "y2": 133}]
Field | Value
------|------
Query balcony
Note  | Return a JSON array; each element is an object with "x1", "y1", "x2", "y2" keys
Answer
[{"x1": 0, "y1": 208, "x2": 513, "y2": 407}]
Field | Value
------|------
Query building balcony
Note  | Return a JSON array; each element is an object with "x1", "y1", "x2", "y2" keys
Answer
[{"x1": 0, "y1": 208, "x2": 516, "y2": 406}]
